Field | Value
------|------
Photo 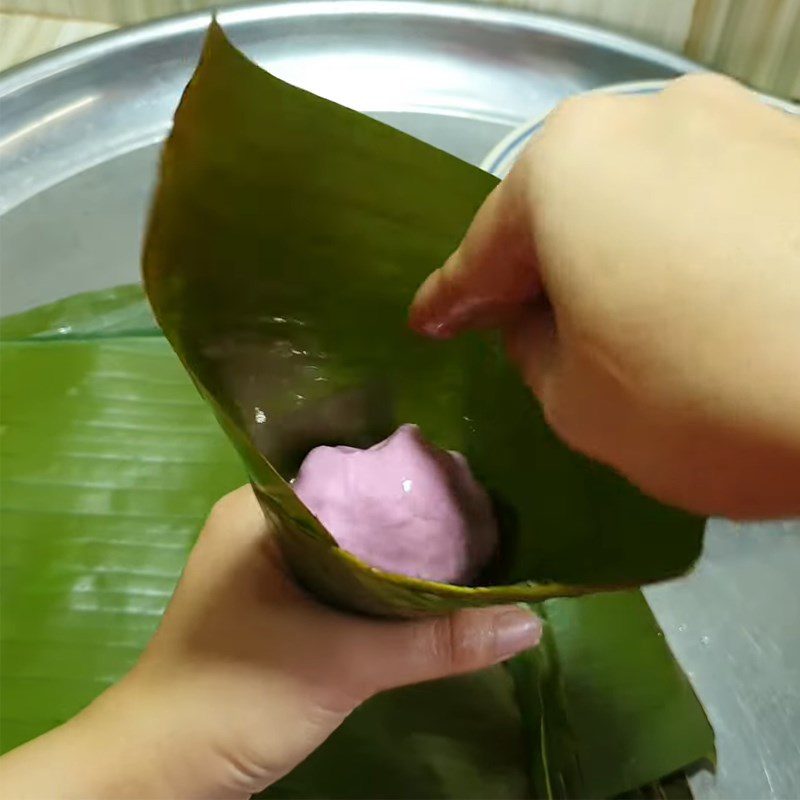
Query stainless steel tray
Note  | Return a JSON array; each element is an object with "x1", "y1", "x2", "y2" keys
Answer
[{"x1": 0, "y1": 3, "x2": 797, "y2": 798}]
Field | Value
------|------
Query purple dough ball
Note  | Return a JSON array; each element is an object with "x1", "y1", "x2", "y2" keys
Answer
[{"x1": 293, "y1": 424, "x2": 498, "y2": 584}]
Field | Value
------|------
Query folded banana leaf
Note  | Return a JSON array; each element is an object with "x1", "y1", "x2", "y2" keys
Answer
[
  {"x1": 0, "y1": 324, "x2": 523, "y2": 798},
  {"x1": 1, "y1": 21, "x2": 714, "y2": 797},
  {"x1": 0, "y1": 287, "x2": 713, "y2": 796},
  {"x1": 142, "y1": 21, "x2": 705, "y2": 619}
]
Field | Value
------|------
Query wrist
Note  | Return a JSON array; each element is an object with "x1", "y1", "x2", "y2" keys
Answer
[
  {"x1": 76, "y1": 675, "x2": 254, "y2": 800},
  {"x1": 0, "y1": 677, "x2": 237, "y2": 800}
]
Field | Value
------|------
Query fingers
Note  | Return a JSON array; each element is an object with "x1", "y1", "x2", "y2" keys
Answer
[
  {"x1": 192, "y1": 484, "x2": 268, "y2": 563},
  {"x1": 409, "y1": 172, "x2": 542, "y2": 339},
  {"x1": 503, "y1": 303, "x2": 559, "y2": 399},
  {"x1": 191, "y1": 489, "x2": 542, "y2": 700},
  {"x1": 360, "y1": 605, "x2": 542, "y2": 695},
  {"x1": 205, "y1": 484, "x2": 264, "y2": 535},
  {"x1": 176, "y1": 484, "x2": 300, "y2": 603}
]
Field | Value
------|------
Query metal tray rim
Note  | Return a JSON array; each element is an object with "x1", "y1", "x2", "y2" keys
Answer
[
  {"x1": 482, "y1": 77, "x2": 800, "y2": 177},
  {"x1": 0, "y1": 0, "x2": 704, "y2": 99}
]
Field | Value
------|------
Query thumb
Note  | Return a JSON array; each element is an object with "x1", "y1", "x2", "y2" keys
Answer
[
  {"x1": 365, "y1": 605, "x2": 542, "y2": 694},
  {"x1": 409, "y1": 173, "x2": 542, "y2": 339}
]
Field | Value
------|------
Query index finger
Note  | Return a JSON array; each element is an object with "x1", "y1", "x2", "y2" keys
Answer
[{"x1": 408, "y1": 166, "x2": 542, "y2": 339}]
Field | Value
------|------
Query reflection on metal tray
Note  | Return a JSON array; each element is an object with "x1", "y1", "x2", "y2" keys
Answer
[
  {"x1": 0, "y1": 3, "x2": 797, "y2": 798},
  {"x1": 0, "y1": 0, "x2": 701, "y2": 313},
  {"x1": 482, "y1": 78, "x2": 799, "y2": 177}
]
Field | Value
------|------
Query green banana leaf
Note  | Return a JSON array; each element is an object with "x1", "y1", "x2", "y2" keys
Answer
[
  {"x1": 0, "y1": 284, "x2": 154, "y2": 340},
  {"x1": 142, "y1": 21, "x2": 706, "y2": 618},
  {"x1": 0, "y1": 328, "x2": 525, "y2": 798},
  {"x1": 0, "y1": 287, "x2": 713, "y2": 796},
  {"x1": 1, "y1": 21, "x2": 714, "y2": 796}
]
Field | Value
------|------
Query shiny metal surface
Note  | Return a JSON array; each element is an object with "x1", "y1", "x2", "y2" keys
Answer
[
  {"x1": 0, "y1": 0, "x2": 700, "y2": 314},
  {"x1": 0, "y1": 3, "x2": 797, "y2": 798},
  {"x1": 483, "y1": 79, "x2": 800, "y2": 177},
  {"x1": 647, "y1": 522, "x2": 800, "y2": 800}
]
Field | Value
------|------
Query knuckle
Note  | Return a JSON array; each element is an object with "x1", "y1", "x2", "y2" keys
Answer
[
  {"x1": 662, "y1": 72, "x2": 745, "y2": 100},
  {"x1": 431, "y1": 612, "x2": 484, "y2": 673},
  {"x1": 539, "y1": 382, "x2": 567, "y2": 438},
  {"x1": 208, "y1": 489, "x2": 239, "y2": 521},
  {"x1": 537, "y1": 371, "x2": 583, "y2": 451},
  {"x1": 532, "y1": 92, "x2": 628, "y2": 172},
  {"x1": 206, "y1": 484, "x2": 252, "y2": 526},
  {"x1": 430, "y1": 615, "x2": 459, "y2": 671},
  {"x1": 545, "y1": 91, "x2": 619, "y2": 132}
]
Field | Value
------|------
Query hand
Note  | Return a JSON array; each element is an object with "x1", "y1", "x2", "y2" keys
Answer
[
  {"x1": 410, "y1": 75, "x2": 800, "y2": 519},
  {"x1": 0, "y1": 486, "x2": 541, "y2": 799}
]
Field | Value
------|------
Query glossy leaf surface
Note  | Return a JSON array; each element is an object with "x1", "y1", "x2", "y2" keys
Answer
[
  {"x1": 143, "y1": 23, "x2": 706, "y2": 617},
  {"x1": 0, "y1": 289, "x2": 712, "y2": 796}
]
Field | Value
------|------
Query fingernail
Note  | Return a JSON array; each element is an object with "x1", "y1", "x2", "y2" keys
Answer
[
  {"x1": 409, "y1": 270, "x2": 453, "y2": 338},
  {"x1": 417, "y1": 317, "x2": 457, "y2": 339},
  {"x1": 409, "y1": 294, "x2": 479, "y2": 340},
  {"x1": 410, "y1": 260, "x2": 479, "y2": 340},
  {"x1": 494, "y1": 608, "x2": 542, "y2": 660}
]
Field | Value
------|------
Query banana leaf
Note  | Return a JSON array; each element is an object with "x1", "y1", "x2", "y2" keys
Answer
[
  {"x1": 0, "y1": 329, "x2": 526, "y2": 797},
  {"x1": 0, "y1": 285, "x2": 155, "y2": 341},
  {"x1": 0, "y1": 288, "x2": 713, "y2": 796},
  {"x1": 1, "y1": 21, "x2": 714, "y2": 796},
  {"x1": 142, "y1": 21, "x2": 706, "y2": 619}
]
